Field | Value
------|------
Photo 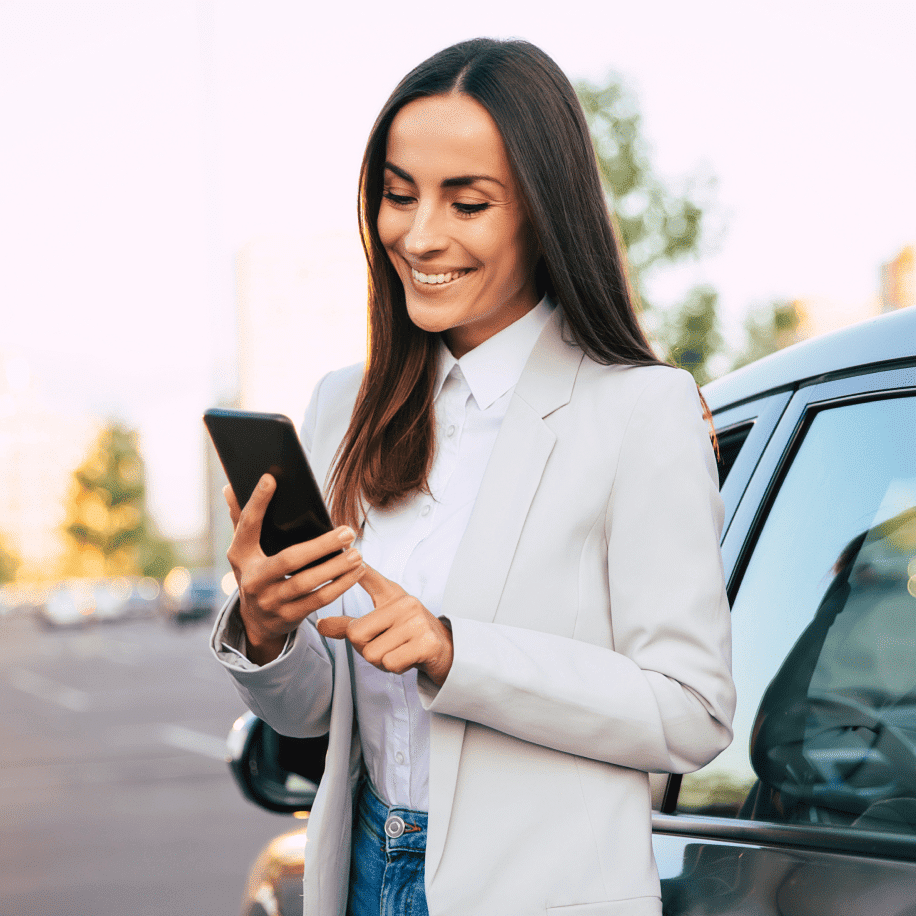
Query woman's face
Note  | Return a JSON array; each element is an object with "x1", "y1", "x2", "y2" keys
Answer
[{"x1": 377, "y1": 92, "x2": 540, "y2": 358}]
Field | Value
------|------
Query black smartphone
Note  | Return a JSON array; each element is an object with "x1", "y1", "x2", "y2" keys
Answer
[{"x1": 203, "y1": 408, "x2": 341, "y2": 566}]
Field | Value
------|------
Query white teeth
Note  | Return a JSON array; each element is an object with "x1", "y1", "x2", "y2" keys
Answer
[{"x1": 411, "y1": 268, "x2": 469, "y2": 285}]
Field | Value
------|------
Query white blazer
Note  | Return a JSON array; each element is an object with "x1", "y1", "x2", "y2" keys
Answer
[{"x1": 217, "y1": 309, "x2": 736, "y2": 916}]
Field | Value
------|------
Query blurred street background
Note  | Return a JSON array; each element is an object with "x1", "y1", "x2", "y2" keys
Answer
[
  {"x1": 0, "y1": 610, "x2": 291, "y2": 916},
  {"x1": 1, "y1": 1, "x2": 914, "y2": 913}
]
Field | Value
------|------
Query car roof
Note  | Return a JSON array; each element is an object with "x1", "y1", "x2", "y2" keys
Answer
[{"x1": 702, "y1": 306, "x2": 916, "y2": 413}]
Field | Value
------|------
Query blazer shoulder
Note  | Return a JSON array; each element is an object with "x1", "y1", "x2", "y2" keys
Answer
[
  {"x1": 314, "y1": 362, "x2": 365, "y2": 414},
  {"x1": 301, "y1": 362, "x2": 365, "y2": 480},
  {"x1": 578, "y1": 359, "x2": 700, "y2": 410}
]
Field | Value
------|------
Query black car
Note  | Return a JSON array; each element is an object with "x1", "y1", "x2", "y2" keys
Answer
[{"x1": 226, "y1": 305, "x2": 916, "y2": 915}]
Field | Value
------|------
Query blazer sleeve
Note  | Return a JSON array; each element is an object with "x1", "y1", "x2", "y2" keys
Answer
[
  {"x1": 207, "y1": 371, "x2": 340, "y2": 739},
  {"x1": 419, "y1": 369, "x2": 736, "y2": 773}
]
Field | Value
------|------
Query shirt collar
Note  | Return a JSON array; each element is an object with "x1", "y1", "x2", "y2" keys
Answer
[{"x1": 433, "y1": 294, "x2": 555, "y2": 410}]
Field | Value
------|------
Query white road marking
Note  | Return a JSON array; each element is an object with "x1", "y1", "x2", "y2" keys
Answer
[
  {"x1": 159, "y1": 724, "x2": 227, "y2": 761},
  {"x1": 7, "y1": 668, "x2": 92, "y2": 712}
]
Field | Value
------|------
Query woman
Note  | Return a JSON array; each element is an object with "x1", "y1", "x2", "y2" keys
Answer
[{"x1": 213, "y1": 38, "x2": 735, "y2": 916}]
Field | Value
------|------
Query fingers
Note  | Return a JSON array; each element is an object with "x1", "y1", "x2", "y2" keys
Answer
[
  {"x1": 357, "y1": 564, "x2": 407, "y2": 607},
  {"x1": 265, "y1": 525, "x2": 357, "y2": 580},
  {"x1": 275, "y1": 547, "x2": 364, "y2": 605},
  {"x1": 317, "y1": 581, "x2": 452, "y2": 684}
]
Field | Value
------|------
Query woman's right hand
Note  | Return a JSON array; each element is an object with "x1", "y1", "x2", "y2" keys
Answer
[{"x1": 224, "y1": 473, "x2": 366, "y2": 665}]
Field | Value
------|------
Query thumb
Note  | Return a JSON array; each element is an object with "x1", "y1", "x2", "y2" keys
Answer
[
  {"x1": 233, "y1": 473, "x2": 276, "y2": 552},
  {"x1": 358, "y1": 564, "x2": 406, "y2": 607},
  {"x1": 316, "y1": 616, "x2": 353, "y2": 639}
]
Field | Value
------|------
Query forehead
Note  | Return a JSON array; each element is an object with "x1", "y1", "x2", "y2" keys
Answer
[{"x1": 385, "y1": 93, "x2": 512, "y2": 182}]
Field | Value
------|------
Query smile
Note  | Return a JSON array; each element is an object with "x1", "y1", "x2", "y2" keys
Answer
[{"x1": 411, "y1": 267, "x2": 473, "y2": 286}]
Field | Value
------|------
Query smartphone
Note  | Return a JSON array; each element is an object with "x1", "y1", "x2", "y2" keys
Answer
[{"x1": 203, "y1": 408, "x2": 341, "y2": 566}]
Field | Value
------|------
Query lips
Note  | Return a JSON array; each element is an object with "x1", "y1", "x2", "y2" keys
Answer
[{"x1": 411, "y1": 267, "x2": 473, "y2": 286}]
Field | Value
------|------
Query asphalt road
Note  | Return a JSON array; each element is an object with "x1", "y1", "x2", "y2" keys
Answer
[{"x1": 0, "y1": 610, "x2": 298, "y2": 916}]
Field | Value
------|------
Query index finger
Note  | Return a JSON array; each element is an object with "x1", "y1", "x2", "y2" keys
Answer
[{"x1": 357, "y1": 564, "x2": 407, "y2": 608}]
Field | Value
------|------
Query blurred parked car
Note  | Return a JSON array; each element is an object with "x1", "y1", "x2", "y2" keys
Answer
[
  {"x1": 225, "y1": 306, "x2": 916, "y2": 915},
  {"x1": 161, "y1": 567, "x2": 225, "y2": 625},
  {"x1": 96, "y1": 576, "x2": 161, "y2": 622},
  {"x1": 36, "y1": 576, "x2": 162, "y2": 627},
  {"x1": 36, "y1": 579, "x2": 104, "y2": 628}
]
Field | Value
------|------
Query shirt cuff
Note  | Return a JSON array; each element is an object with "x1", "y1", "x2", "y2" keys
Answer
[{"x1": 212, "y1": 594, "x2": 296, "y2": 670}]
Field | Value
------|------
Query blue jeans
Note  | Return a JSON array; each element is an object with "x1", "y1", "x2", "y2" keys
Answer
[{"x1": 347, "y1": 779, "x2": 429, "y2": 916}]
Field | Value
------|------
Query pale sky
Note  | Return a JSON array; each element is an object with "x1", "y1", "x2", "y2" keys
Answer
[{"x1": 2, "y1": 0, "x2": 914, "y2": 540}]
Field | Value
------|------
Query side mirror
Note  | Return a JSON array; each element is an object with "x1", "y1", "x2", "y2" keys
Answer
[{"x1": 227, "y1": 712, "x2": 329, "y2": 815}]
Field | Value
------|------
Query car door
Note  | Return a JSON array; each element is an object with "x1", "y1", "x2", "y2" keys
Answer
[{"x1": 654, "y1": 364, "x2": 916, "y2": 914}]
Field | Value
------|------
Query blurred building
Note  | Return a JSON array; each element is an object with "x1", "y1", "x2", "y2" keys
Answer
[
  {"x1": 880, "y1": 245, "x2": 915, "y2": 313},
  {"x1": 205, "y1": 232, "x2": 369, "y2": 567},
  {"x1": 793, "y1": 244, "x2": 914, "y2": 341},
  {"x1": 792, "y1": 294, "x2": 882, "y2": 340},
  {"x1": 0, "y1": 356, "x2": 98, "y2": 581}
]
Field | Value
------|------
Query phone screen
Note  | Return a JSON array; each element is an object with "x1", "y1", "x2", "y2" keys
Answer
[{"x1": 203, "y1": 408, "x2": 340, "y2": 564}]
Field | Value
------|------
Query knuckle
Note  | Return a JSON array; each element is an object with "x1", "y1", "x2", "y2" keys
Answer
[
  {"x1": 404, "y1": 596, "x2": 423, "y2": 616},
  {"x1": 300, "y1": 595, "x2": 321, "y2": 616},
  {"x1": 419, "y1": 632, "x2": 437, "y2": 653}
]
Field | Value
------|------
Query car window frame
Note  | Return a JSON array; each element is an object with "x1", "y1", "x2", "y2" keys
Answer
[
  {"x1": 709, "y1": 390, "x2": 793, "y2": 538},
  {"x1": 654, "y1": 362, "x2": 916, "y2": 861},
  {"x1": 722, "y1": 365, "x2": 916, "y2": 601}
]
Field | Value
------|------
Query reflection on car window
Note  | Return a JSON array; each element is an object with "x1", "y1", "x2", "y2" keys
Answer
[{"x1": 679, "y1": 395, "x2": 916, "y2": 837}]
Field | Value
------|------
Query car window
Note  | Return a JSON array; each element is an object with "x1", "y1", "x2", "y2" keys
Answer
[
  {"x1": 678, "y1": 393, "x2": 916, "y2": 838},
  {"x1": 715, "y1": 420, "x2": 753, "y2": 488}
]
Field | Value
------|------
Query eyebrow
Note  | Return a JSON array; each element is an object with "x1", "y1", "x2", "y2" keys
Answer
[{"x1": 384, "y1": 161, "x2": 504, "y2": 189}]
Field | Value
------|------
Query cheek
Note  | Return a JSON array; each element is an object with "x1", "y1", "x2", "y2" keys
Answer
[
  {"x1": 475, "y1": 215, "x2": 537, "y2": 280},
  {"x1": 376, "y1": 209, "x2": 400, "y2": 254}
]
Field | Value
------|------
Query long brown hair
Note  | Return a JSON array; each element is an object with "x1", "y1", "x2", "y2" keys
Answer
[{"x1": 329, "y1": 39, "x2": 714, "y2": 529}]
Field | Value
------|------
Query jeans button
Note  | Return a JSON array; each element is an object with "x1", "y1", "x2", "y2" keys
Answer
[{"x1": 384, "y1": 815, "x2": 406, "y2": 838}]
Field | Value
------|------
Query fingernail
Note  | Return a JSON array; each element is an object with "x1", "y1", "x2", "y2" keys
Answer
[
  {"x1": 259, "y1": 475, "x2": 271, "y2": 490},
  {"x1": 337, "y1": 526, "x2": 356, "y2": 544},
  {"x1": 345, "y1": 548, "x2": 361, "y2": 561}
]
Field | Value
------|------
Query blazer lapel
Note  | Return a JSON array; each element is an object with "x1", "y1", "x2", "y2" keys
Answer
[
  {"x1": 442, "y1": 308, "x2": 583, "y2": 625},
  {"x1": 426, "y1": 308, "x2": 584, "y2": 882}
]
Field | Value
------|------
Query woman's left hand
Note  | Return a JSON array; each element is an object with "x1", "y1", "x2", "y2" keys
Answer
[{"x1": 316, "y1": 565, "x2": 454, "y2": 687}]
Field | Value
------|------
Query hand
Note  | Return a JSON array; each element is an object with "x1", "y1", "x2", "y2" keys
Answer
[
  {"x1": 224, "y1": 474, "x2": 366, "y2": 665},
  {"x1": 316, "y1": 565, "x2": 454, "y2": 687}
]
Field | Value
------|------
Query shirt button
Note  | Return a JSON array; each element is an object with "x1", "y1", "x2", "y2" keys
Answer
[
  {"x1": 395, "y1": 751, "x2": 405, "y2": 765},
  {"x1": 446, "y1": 424, "x2": 456, "y2": 438},
  {"x1": 420, "y1": 504, "x2": 431, "y2": 517}
]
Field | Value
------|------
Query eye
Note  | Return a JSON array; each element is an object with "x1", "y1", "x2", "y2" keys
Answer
[
  {"x1": 453, "y1": 202, "x2": 489, "y2": 216},
  {"x1": 383, "y1": 190, "x2": 415, "y2": 207}
]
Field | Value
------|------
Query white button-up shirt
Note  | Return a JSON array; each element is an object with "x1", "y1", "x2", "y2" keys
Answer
[{"x1": 220, "y1": 296, "x2": 554, "y2": 811}]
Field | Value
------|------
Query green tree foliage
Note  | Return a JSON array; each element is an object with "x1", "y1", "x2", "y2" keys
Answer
[
  {"x1": 61, "y1": 422, "x2": 177, "y2": 579},
  {"x1": 577, "y1": 75, "x2": 806, "y2": 383},
  {"x1": 0, "y1": 532, "x2": 20, "y2": 585},
  {"x1": 731, "y1": 300, "x2": 803, "y2": 371},
  {"x1": 577, "y1": 75, "x2": 725, "y2": 384},
  {"x1": 661, "y1": 285, "x2": 724, "y2": 386},
  {"x1": 576, "y1": 77, "x2": 707, "y2": 285}
]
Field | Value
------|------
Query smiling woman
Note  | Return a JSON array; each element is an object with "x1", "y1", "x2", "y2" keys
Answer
[
  {"x1": 211, "y1": 37, "x2": 735, "y2": 916},
  {"x1": 377, "y1": 93, "x2": 540, "y2": 357}
]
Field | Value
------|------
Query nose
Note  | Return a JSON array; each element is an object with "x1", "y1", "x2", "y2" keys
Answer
[{"x1": 403, "y1": 201, "x2": 448, "y2": 257}]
